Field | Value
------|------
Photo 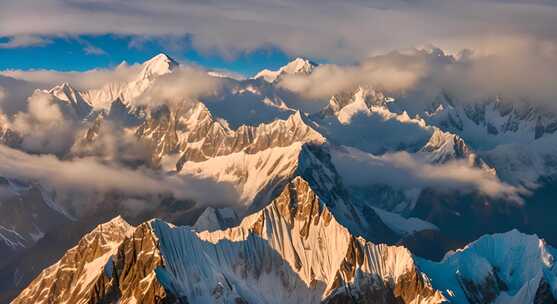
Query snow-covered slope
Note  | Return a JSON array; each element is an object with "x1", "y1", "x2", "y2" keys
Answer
[
  {"x1": 180, "y1": 142, "x2": 304, "y2": 209},
  {"x1": 0, "y1": 178, "x2": 72, "y2": 257},
  {"x1": 417, "y1": 230, "x2": 557, "y2": 304},
  {"x1": 81, "y1": 53, "x2": 178, "y2": 109},
  {"x1": 417, "y1": 128, "x2": 494, "y2": 173},
  {"x1": 312, "y1": 86, "x2": 433, "y2": 154},
  {"x1": 416, "y1": 94, "x2": 557, "y2": 185},
  {"x1": 48, "y1": 83, "x2": 94, "y2": 119},
  {"x1": 424, "y1": 97, "x2": 557, "y2": 147}
]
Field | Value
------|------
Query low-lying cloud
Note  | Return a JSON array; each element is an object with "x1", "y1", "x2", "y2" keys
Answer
[
  {"x1": 10, "y1": 91, "x2": 77, "y2": 154},
  {"x1": 71, "y1": 121, "x2": 152, "y2": 164},
  {"x1": 279, "y1": 51, "x2": 428, "y2": 100},
  {"x1": 0, "y1": 144, "x2": 239, "y2": 214},
  {"x1": 0, "y1": 75, "x2": 38, "y2": 115},
  {"x1": 331, "y1": 146, "x2": 525, "y2": 202},
  {"x1": 1, "y1": 62, "x2": 142, "y2": 90},
  {"x1": 279, "y1": 41, "x2": 557, "y2": 109},
  {"x1": 134, "y1": 66, "x2": 223, "y2": 108}
]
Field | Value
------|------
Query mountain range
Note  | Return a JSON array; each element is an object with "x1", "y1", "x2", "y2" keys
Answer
[{"x1": 1, "y1": 53, "x2": 557, "y2": 303}]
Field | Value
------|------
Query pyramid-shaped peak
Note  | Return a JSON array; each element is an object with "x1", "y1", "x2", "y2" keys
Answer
[
  {"x1": 281, "y1": 57, "x2": 317, "y2": 74},
  {"x1": 144, "y1": 53, "x2": 178, "y2": 65},
  {"x1": 139, "y1": 53, "x2": 179, "y2": 79},
  {"x1": 254, "y1": 57, "x2": 317, "y2": 82},
  {"x1": 95, "y1": 215, "x2": 134, "y2": 232}
]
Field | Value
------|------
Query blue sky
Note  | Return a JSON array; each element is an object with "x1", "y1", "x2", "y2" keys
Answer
[{"x1": 0, "y1": 35, "x2": 292, "y2": 77}]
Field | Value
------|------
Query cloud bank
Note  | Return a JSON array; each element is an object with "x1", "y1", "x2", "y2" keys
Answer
[
  {"x1": 279, "y1": 42, "x2": 557, "y2": 109},
  {"x1": 1, "y1": 63, "x2": 142, "y2": 90},
  {"x1": 0, "y1": 144, "x2": 239, "y2": 213},
  {"x1": 331, "y1": 146, "x2": 524, "y2": 202},
  {"x1": 10, "y1": 91, "x2": 78, "y2": 154},
  {"x1": 1, "y1": 0, "x2": 557, "y2": 61},
  {"x1": 134, "y1": 66, "x2": 223, "y2": 108}
]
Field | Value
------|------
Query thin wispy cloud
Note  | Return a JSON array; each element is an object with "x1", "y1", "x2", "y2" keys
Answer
[
  {"x1": 331, "y1": 146, "x2": 526, "y2": 203},
  {"x1": 83, "y1": 44, "x2": 106, "y2": 56},
  {"x1": 0, "y1": 143, "x2": 239, "y2": 214},
  {"x1": 0, "y1": 63, "x2": 142, "y2": 90},
  {"x1": 0, "y1": 35, "x2": 50, "y2": 48}
]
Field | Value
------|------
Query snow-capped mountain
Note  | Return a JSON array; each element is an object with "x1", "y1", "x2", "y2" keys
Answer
[
  {"x1": 15, "y1": 178, "x2": 556, "y2": 304},
  {"x1": 416, "y1": 94, "x2": 557, "y2": 185},
  {"x1": 312, "y1": 86, "x2": 433, "y2": 155},
  {"x1": 417, "y1": 128, "x2": 494, "y2": 173},
  {"x1": 316, "y1": 86, "x2": 392, "y2": 122},
  {"x1": 12, "y1": 178, "x2": 446, "y2": 304},
  {"x1": 254, "y1": 57, "x2": 317, "y2": 83},
  {"x1": 81, "y1": 53, "x2": 179, "y2": 110},
  {"x1": 424, "y1": 96, "x2": 557, "y2": 145},
  {"x1": 417, "y1": 230, "x2": 557, "y2": 304},
  {"x1": 4, "y1": 53, "x2": 557, "y2": 303},
  {"x1": 48, "y1": 83, "x2": 94, "y2": 120}
]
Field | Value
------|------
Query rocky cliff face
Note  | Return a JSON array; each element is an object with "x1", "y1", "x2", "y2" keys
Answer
[
  {"x1": 137, "y1": 102, "x2": 324, "y2": 170},
  {"x1": 12, "y1": 216, "x2": 134, "y2": 304}
]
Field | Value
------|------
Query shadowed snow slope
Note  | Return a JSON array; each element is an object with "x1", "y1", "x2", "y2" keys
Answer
[{"x1": 417, "y1": 229, "x2": 557, "y2": 304}]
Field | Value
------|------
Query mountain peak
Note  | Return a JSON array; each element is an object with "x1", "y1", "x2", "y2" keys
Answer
[
  {"x1": 254, "y1": 57, "x2": 317, "y2": 82},
  {"x1": 281, "y1": 57, "x2": 317, "y2": 74},
  {"x1": 138, "y1": 53, "x2": 179, "y2": 80},
  {"x1": 419, "y1": 229, "x2": 557, "y2": 304},
  {"x1": 49, "y1": 82, "x2": 76, "y2": 95},
  {"x1": 87, "y1": 215, "x2": 134, "y2": 239},
  {"x1": 317, "y1": 86, "x2": 389, "y2": 123},
  {"x1": 145, "y1": 53, "x2": 178, "y2": 64}
]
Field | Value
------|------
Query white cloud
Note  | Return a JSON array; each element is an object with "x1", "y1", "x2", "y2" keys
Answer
[
  {"x1": 70, "y1": 121, "x2": 152, "y2": 164},
  {"x1": 278, "y1": 43, "x2": 557, "y2": 109},
  {"x1": 331, "y1": 146, "x2": 525, "y2": 202},
  {"x1": 0, "y1": 144, "x2": 239, "y2": 211},
  {"x1": 83, "y1": 44, "x2": 106, "y2": 56},
  {"x1": 432, "y1": 37, "x2": 557, "y2": 106},
  {"x1": 1, "y1": 0, "x2": 556, "y2": 61},
  {"x1": 0, "y1": 76, "x2": 38, "y2": 115},
  {"x1": 0, "y1": 35, "x2": 49, "y2": 48},
  {"x1": 0, "y1": 63, "x2": 142, "y2": 90},
  {"x1": 278, "y1": 50, "x2": 429, "y2": 100},
  {"x1": 10, "y1": 91, "x2": 77, "y2": 154},
  {"x1": 134, "y1": 66, "x2": 223, "y2": 108}
]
